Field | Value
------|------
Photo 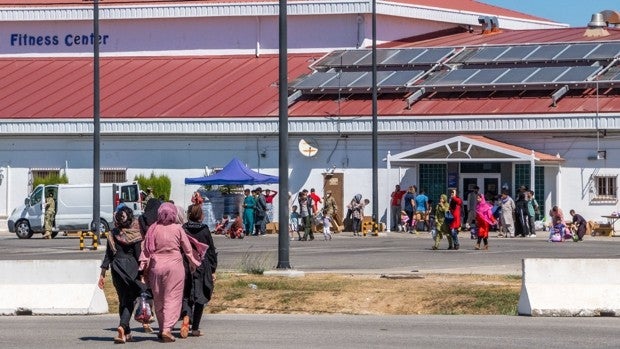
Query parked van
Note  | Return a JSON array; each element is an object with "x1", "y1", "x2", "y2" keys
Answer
[{"x1": 8, "y1": 182, "x2": 141, "y2": 239}]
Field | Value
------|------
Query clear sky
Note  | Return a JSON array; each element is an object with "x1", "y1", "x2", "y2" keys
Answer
[{"x1": 479, "y1": 0, "x2": 619, "y2": 27}]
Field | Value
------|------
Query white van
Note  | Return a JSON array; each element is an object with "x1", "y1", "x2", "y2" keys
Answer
[{"x1": 8, "y1": 182, "x2": 141, "y2": 239}]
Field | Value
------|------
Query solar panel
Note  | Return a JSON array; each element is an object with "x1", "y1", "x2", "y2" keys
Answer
[
  {"x1": 495, "y1": 46, "x2": 538, "y2": 62},
  {"x1": 520, "y1": 44, "x2": 568, "y2": 61},
  {"x1": 347, "y1": 71, "x2": 393, "y2": 89},
  {"x1": 379, "y1": 70, "x2": 426, "y2": 88},
  {"x1": 292, "y1": 72, "x2": 338, "y2": 90},
  {"x1": 321, "y1": 71, "x2": 368, "y2": 89},
  {"x1": 466, "y1": 47, "x2": 509, "y2": 63},
  {"x1": 586, "y1": 42, "x2": 620, "y2": 60},
  {"x1": 464, "y1": 68, "x2": 508, "y2": 84},
  {"x1": 554, "y1": 66, "x2": 601, "y2": 82},
  {"x1": 409, "y1": 48, "x2": 454, "y2": 65},
  {"x1": 494, "y1": 67, "x2": 538, "y2": 84},
  {"x1": 523, "y1": 67, "x2": 567, "y2": 83},
  {"x1": 355, "y1": 49, "x2": 401, "y2": 66},
  {"x1": 381, "y1": 48, "x2": 430, "y2": 65},
  {"x1": 555, "y1": 44, "x2": 599, "y2": 60},
  {"x1": 432, "y1": 69, "x2": 479, "y2": 85}
]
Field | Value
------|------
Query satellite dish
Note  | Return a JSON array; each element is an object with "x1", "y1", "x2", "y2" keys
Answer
[{"x1": 298, "y1": 138, "x2": 319, "y2": 157}]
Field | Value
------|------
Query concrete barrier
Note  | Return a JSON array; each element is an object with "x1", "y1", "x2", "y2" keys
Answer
[
  {"x1": 0, "y1": 260, "x2": 108, "y2": 315},
  {"x1": 518, "y1": 258, "x2": 620, "y2": 316}
]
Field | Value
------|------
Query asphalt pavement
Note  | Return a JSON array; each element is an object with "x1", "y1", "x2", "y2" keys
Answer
[
  {"x1": 0, "y1": 314, "x2": 619, "y2": 349},
  {"x1": 1, "y1": 229, "x2": 620, "y2": 348},
  {"x1": 2, "y1": 229, "x2": 619, "y2": 276}
]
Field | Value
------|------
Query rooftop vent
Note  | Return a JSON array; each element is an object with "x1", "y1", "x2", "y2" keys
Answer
[
  {"x1": 584, "y1": 12, "x2": 610, "y2": 37},
  {"x1": 478, "y1": 16, "x2": 500, "y2": 34},
  {"x1": 600, "y1": 10, "x2": 620, "y2": 25}
]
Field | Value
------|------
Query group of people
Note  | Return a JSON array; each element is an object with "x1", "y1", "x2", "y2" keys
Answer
[
  {"x1": 390, "y1": 182, "x2": 590, "y2": 251},
  {"x1": 98, "y1": 196, "x2": 218, "y2": 343},
  {"x1": 242, "y1": 187, "x2": 277, "y2": 236},
  {"x1": 290, "y1": 188, "x2": 339, "y2": 241}
]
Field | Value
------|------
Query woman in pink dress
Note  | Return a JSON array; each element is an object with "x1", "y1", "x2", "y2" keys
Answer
[
  {"x1": 140, "y1": 202, "x2": 202, "y2": 342},
  {"x1": 475, "y1": 193, "x2": 496, "y2": 250}
]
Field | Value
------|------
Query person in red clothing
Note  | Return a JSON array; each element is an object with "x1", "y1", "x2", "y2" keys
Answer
[
  {"x1": 308, "y1": 188, "x2": 322, "y2": 234},
  {"x1": 474, "y1": 193, "x2": 496, "y2": 250},
  {"x1": 390, "y1": 185, "x2": 407, "y2": 231},
  {"x1": 264, "y1": 189, "x2": 278, "y2": 223},
  {"x1": 448, "y1": 188, "x2": 462, "y2": 250}
]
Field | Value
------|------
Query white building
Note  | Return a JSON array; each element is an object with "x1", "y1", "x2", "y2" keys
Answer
[{"x1": 0, "y1": 0, "x2": 619, "y2": 231}]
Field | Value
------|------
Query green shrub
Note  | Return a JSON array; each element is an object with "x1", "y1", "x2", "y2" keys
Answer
[
  {"x1": 33, "y1": 173, "x2": 68, "y2": 187},
  {"x1": 134, "y1": 172, "x2": 171, "y2": 201}
]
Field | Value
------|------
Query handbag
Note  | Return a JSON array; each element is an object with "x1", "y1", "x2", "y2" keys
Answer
[
  {"x1": 444, "y1": 211, "x2": 454, "y2": 223},
  {"x1": 134, "y1": 292, "x2": 152, "y2": 323}
]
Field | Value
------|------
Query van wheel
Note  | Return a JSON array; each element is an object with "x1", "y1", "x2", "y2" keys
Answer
[
  {"x1": 15, "y1": 220, "x2": 34, "y2": 239},
  {"x1": 90, "y1": 220, "x2": 110, "y2": 235}
]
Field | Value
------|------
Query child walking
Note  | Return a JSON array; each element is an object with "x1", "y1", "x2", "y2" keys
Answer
[
  {"x1": 322, "y1": 209, "x2": 333, "y2": 240},
  {"x1": 289, "y1": 205, "x2": 301, "y2": 241}
]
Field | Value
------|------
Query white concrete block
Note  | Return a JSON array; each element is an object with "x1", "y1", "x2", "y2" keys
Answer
[
  {"x1": 518, "y1": 258, "x2": 620, "y2": 316},
  {"x1": 0, "y1": 260, "x2": 108, "y2": 315}
]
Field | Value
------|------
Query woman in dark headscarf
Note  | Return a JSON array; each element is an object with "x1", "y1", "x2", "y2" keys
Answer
[
  {"x1": 180, "y1": 203, "x2": 217, "y2": 337},
  {"x1": 348, "y1": 194, "x2": 364, "y2": 236},
  {"x1": 98, "y1": 206, "x2": 144, "y2": 344},
  {"x1": 139, "y1": 198, "x2": 162, "y2": 236}
]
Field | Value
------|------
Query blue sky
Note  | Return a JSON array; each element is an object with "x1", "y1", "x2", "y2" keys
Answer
[{"x1": 479, "y1": 0, "x2": 619, "y2": 27}]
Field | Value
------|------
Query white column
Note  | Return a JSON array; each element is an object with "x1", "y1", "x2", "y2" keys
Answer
[
  {"x1": 530, "y1": 150, "x2": 536, "y2": 194},
  {"x1": 386, "y1": 151, "x2": 392, "y2": 231}
]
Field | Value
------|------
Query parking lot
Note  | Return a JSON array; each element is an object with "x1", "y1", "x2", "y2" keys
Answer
[{"x1": 2, "y1": 230, "x2": 619, "y2": 275}]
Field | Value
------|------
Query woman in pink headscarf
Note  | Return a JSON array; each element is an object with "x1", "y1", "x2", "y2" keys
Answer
[
  {"x1": 139, "y1": 202, "x2": 202, "y2": 343},
  {"x1": 475, "y1": 193, "x2": 496, "y2": 251}
]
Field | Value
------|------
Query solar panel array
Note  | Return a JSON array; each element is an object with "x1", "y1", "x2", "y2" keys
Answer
[
  {"x1": 420, "y1": 66, "x2": 602, "y2": 89},
  {"x1": 453, "y1": 42, "x2": 620, "y2": 65},
  {"x1": 292, "y1": 70, "x2": 426, "y2": 94},
  {"x1": 290, "y1": 42, "x2": 620, "y2": 99},
  {"x1": 312, "y1": 47, "x2": 455, "y2": 70}
]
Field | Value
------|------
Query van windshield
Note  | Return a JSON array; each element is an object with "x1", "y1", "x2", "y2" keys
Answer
[
  {"x1": 30, "y1": 186, "x2": 43, "y2": 206},
  {"x1": 121, "y1": 185, "x2": 140, "y2": 202}
]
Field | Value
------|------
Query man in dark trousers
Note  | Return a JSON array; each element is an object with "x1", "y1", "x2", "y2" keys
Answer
[{"x1": 569, "y1": 209, "x2": 587, "y2": 241}]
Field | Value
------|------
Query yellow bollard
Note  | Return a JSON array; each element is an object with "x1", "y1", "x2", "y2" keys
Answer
[
  {"x1": 79, "y1": 231, "x2": 85, "y2": 251},
  {"x1": 92, "y1": 232, "x2": 99, "y2": 251},
  {"x1": 372, "y1": 221, "x2": 379, "y2": 236}
]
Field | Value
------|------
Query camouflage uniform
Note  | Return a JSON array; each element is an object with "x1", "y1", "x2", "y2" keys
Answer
[{"x1": 43, "y1": 195, "x2": 55, "y2": 239}]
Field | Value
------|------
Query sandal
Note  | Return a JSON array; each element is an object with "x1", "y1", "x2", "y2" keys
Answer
[
  {"x1": 161, "y1": 331, "x2": 176, "y2": 343},
  {"x1": 142, "y1": 323, "x2": 154, "y2": 333},
  {"x1": 114, "y1": 326, "x2": 126, "y2": 344},
  {"x1": 179, "y1": 315, "x2": 190, "y2": 339}
]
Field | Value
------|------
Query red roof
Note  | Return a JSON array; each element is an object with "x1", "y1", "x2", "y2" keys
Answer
[
  {"x1": 0, "y1": 54, "x2": 315, "y2": 118},
  {"x1": 2, "y1": 28, "x2": 620, "y2": 119}
]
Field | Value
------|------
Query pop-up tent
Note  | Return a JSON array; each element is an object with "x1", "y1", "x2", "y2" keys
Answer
[{"x1": 184, "y1": 157, "x2": 279, "y2": 185}]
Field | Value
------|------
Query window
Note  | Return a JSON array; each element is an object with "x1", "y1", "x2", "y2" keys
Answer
[
  {"x1": 101, "y1": 169, "x2": 126, "y2": 183},
  {"x1": 592, "y1": 175, "x2": 617, "y2": 203},
  {"x1": 31, "y1": 168, "x2": 60, "y2": 182}
]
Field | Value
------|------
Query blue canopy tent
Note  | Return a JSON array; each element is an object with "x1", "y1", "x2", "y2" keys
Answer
[{"x1": 184, "y1": 157, "x2": 279, "y2": 185}]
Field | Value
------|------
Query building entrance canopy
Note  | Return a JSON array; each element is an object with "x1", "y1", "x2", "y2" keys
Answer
[{"x1": 387, "y1": 135, "x2": 564, "y2": 167}]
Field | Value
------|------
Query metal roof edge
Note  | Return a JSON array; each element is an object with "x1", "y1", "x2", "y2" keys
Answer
[
  {"x1": 0, "y1": 1, "x2": 368, "y2": 21},
  {"x1": 0, "y1": 0, "x2": 566, "y2": 28},
  {"x1": 0, "y1": 114, "x2": 617, "y2": 135},
  {"x1": 376, "y1": 1, "x2": 568, "y2": 30}
]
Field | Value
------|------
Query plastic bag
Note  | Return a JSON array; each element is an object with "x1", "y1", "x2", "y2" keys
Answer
[{"x1": 134, "y1": 292, "x2": 152, "y2": 323}]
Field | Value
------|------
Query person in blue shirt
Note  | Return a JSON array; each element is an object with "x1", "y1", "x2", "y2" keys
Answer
[
  {"x1": 403, "y1": 186, "x2": 417, "y2": 233},
  {"x1": 412, "y1": 189, "x2": 429, "y2": 233}
]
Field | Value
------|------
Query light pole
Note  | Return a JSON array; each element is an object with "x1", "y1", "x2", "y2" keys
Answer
[
  {"x1": 277, "y1": 0, "x2": 291, "y2": 269},
  {"x1": 371, "y1": 0, "x2": 378, "y2": 232},
  {"x1": 91, "y1": 0, "x2": 101, "y2": 248}
]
